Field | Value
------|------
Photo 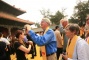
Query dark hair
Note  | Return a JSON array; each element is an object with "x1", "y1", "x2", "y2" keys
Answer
[
  {"x1": 66, "y1": 23, "x2": 80, "y2": 35},
  {"x1": 79, "y1": 22, "x2": 85, "y2": 27},
  {"x1": 15, "y1": 30, "x2": 23, "y2": 38},
  {"x1": 0, "y1": 32, "x2": 3, "y2": 37},
  {"x1": 55, "y1": 26, "x2": 59, "y2": 29}
]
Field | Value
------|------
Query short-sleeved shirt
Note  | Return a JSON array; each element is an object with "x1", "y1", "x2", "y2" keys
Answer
[
  {"x1": 0, "y1": 38, "x2": 10, "y2": 45},
  {"x1": 14, "y1": 41, "x2": 26, "y2": 60}
]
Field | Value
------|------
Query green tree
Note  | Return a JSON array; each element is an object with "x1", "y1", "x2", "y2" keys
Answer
[
  {"x1": 50, "y1": 11, "x2": 65, "y2": 25},
  {"x1": 35, "y1": 22, "x2": 40, "y2": 28},
  {"x1": 73, "y1": 0, "x2": 89, "y2": 24},
  {"x1": 40, "y1": 8, "x2": 52, "y2": 19},
  {"x1": 40, "y1": 8, "x2": 65, "y2": 25},
  {"x1": 69, "y1": 17, "x2": 79, "y2": 23}
]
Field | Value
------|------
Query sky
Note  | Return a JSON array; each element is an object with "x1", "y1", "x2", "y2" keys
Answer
[{"x1": 2, "y1": 0, "x2": 87, "y2": 27}]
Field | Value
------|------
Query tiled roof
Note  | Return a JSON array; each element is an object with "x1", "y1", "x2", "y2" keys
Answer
[{"x1": 0, "y1": 12, "x2": 34, "y2": 25}]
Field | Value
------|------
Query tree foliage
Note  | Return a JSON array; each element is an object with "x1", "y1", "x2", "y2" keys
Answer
[
  {"x1": 40, "y1": 9, "x2": 65, "y2": 25},
  {"x1": 40, "y1": 8, "x2": 52, "y2": 19},
  {"x1": 69, "y1": 17, "x2": 79, "y2": 23},
  {"x1": 35, "y1": 23, "x2": 40, "y2": 28},
  {"x1": 73, "y1": 0, "x2": 89, "y2": 23},
  {"x1": 50, "y1": 11, "x2": 65, "y2": 25}
]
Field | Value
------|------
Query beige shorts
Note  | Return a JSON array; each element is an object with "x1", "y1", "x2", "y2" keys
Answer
[{"x1": 47, "y1": 53, "x2": 57, "y2": 60}]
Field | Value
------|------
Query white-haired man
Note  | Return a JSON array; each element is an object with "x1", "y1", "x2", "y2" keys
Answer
[
  {"x1": 24, "y1": 18, "x2": 57, "y2": 60},
  {"x1": 59, "y1": 19, "x2": 68, "y2": 52}
]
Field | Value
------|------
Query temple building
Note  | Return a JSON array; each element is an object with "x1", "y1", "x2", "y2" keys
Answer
[{"x1": 0, "y1": 0, "x2": 34, "y2": 38}]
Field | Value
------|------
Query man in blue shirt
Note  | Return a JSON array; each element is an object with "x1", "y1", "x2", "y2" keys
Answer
[{"x1": 24, "y1": 18, "x2": 57, "y2": 60}]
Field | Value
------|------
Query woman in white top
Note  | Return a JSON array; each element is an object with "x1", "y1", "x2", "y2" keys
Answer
[{"x1": 62, "y1": 23, "x2": 89, "y2": 60}]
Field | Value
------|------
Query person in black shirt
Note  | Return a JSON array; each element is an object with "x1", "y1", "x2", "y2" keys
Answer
[
  {"x1": 26, "y1": 34, "x2": 37, "y2": 59},
  {"x1": 0, "y1": 41, "x2": 7, "y2": 60},
  {"x1": 14, "y1": 30, "x2": 32, "y2": 60}
]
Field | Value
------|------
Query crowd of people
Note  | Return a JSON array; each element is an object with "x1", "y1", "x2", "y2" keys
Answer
[{"x1": 0, "y1": 17, "x2": 89, "y2": 60}]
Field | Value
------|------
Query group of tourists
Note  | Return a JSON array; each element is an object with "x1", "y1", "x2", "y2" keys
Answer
[{"x1": 0, "y1": 17, "x2": 89, "y2": 60}]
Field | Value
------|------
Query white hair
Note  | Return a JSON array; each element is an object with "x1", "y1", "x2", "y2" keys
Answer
[
  {"x1": 42, "y1": 18, "x2": 52, "y2": 25},
  {"x1": 60, "y1": 18, "x2": 68, "y2": 23},
  {"x1": 86, "y1": 15, "x2": 89, "y2": 20}
]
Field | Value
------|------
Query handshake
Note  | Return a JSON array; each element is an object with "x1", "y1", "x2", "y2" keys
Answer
[{"x1": 24, "y1": 24, "x2": 31, "y2": 34}]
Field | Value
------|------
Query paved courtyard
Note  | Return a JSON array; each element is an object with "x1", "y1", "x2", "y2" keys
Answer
[{"x1": 11, "y1": 45, "x2": 43, "y2": 60}]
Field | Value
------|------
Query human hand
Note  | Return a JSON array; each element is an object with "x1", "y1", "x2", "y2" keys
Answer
[
  {"x1": 61, "y1": 53, "x2": 68, "y2": 60},
  {"x1": 24, "y1": 24, "x2": 31, "y2": 34},
  {"x1": 28, "y1": 41, "x2": 33, "y2": 46}
]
